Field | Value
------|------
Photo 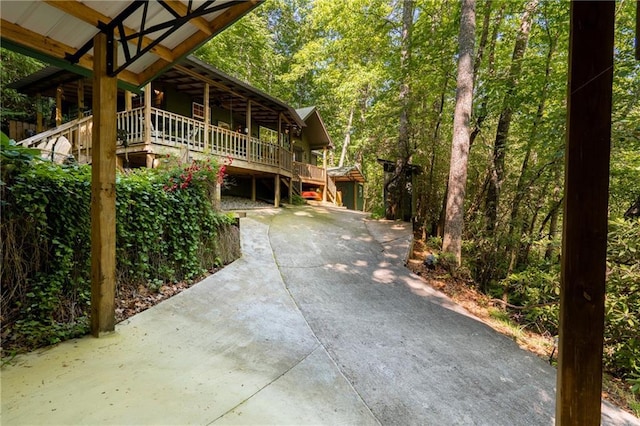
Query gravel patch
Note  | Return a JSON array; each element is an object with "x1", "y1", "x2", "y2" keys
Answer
[{"x1": 221, "y1": 195, "x2": 275, "y2": 211}]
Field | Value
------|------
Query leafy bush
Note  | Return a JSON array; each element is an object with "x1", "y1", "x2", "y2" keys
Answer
[
  {"x1": 489, "y1": 218, "x2": 640, "y2": 385},
  {"x1": 1, "y1": 158, "x2": 238, "y2": 352},
  {"x1": 604, "y1": 218, "x2": 640, "y2": 382},
  {"x1": 289, "y1": 193, "x2": 306, "y2": 205}
]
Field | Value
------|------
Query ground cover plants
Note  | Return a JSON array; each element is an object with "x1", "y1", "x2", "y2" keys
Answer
[{"x1": 1, "y1": 140, "x2": 240, "y2": 355}]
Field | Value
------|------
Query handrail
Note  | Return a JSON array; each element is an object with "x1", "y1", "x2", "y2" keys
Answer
[
  {"x1": 17, "y1": 115, "x2": 93, "y2": 149},
  {"x1": 293, "y1": 161, "x2": 325, "y2": 181},
  {"x1": 20, "y1": 107, "x2": 296, "y2": 173}
]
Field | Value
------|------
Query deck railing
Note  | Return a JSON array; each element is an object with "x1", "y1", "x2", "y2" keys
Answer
[
  {"x1": 293, "y1": 162, "x2": 326, "y2": 182},
  {"x1": 16, "y1": 115, "x2": 93, "y2": 162},
  {"x1": 21, "y1": 107, "x2": 294, "y2": 172}
]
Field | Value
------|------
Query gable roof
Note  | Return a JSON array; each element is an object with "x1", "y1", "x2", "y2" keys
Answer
[{"x1": 295, "y1": 106, "x2": 333, "y2": 150}]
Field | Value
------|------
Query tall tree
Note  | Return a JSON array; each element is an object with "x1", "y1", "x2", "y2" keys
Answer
[
  {"x1": 484, "y1": 0, "x2": 539, "y2": 231},
  {"x1": 442, "y1": 0, "x2": 476, "y2": 265},
  {"x1": 384, "y1": 0, "x2": 415, "y2": 220}
]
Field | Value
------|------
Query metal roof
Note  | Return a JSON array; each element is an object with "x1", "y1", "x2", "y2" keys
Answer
[
  {"x1": 0, "y1": 1, "x2": 261, "y2": 89},
  {"x1": 327, "y1": 165, "x2": 365, "y2": 182},
  {"x1": 7, "y1": 56, "x2": 305, "y2": 129},
  {"x1": 166, "y1": 56, "x2": 305, "y2": 128}
]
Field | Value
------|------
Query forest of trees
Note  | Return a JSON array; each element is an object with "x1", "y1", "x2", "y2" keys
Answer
[
  {"x1": 1, "y1": 0, "x2": 638, "y2": 406},
  {"x1": 194, "y1": 0, "x2": 639, "y2": 398}
]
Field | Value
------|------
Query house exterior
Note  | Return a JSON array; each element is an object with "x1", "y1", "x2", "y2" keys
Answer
[{"x1": 11, "y1": 56, "x2": 337, "y2": 207}]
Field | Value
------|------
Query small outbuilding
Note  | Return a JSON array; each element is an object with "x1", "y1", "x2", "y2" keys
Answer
[{"x1": 327, "y1": 165, "x2": 366, "y2": 211}]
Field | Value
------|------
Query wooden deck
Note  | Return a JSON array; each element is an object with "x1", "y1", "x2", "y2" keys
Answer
[{"x1": 18, "y1": 107, "x2": 294, "y2": 176}]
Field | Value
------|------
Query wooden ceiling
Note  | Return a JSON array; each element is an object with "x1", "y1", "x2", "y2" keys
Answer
[{"x1": 0, "y1": 1, "x2": 261, "y2": 89}]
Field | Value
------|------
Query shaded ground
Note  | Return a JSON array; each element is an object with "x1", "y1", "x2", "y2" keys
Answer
[
  {"x1": 406, "y1": 235, "x2": 640, "y2": 417},
  {"x1": 2, "y1": 206, "x2": 638, "y2": 425}
]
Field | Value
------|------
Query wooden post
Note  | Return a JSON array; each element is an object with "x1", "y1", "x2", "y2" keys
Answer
[
  {"x1": 251, "y1": 176, "x2": 256, "y2": 202},
  {"x1": 274, "y1": 175, "x2": 280, "y2": 208},
  {"x1": 56, "y1": 86, "x2": 63, "y2": 127},
  {"x1": 36, "y1": 93, "x2": 43, "y2": 133},
  {"x1": 353, "y1": 183, "x2": 357, "y2": 210},
  {"x1": 144, "y1": 83, "x2": 152, "y2": 145},
  {"x1": 77, "y1": 79, "x2": 85, "y2": 119},
  {"x1": 213, "y1": 180, "x2": 221, "y2": 211},
  {"x1": 204, "y1": 83, "x2": 210, "y2": 149},
  {"x1": 125, "y1": 90, "x2": 133, "y2": 111},
  {"x1": 322, "y1": 147, "x2": 328, "y2": 202},
  {"x1": 90, "y1": 32, "x2": 118, "y2": 336},
  {"x1": 278, "y1": 113, "x2": 282, "y2": 146},
  {"x1": 246, "y1": 100, "x2": 252, "y2": 137},
  {"x1": 556, "y1": 2, "x2": 614, "y2": 425}
]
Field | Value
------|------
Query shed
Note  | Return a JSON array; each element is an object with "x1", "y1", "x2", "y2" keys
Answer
[{"x1": 328, "y1": 165, "x2": 365, "y2": 211}]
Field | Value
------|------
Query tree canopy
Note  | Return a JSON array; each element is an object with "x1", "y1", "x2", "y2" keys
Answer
[{"x1": 195, "y1": 0, "x2": 639, "y2": 398}]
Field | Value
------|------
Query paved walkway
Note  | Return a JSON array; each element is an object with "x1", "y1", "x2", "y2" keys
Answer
[{"x1": 1, "y1": 205, "x2": 638, "y2": 425}]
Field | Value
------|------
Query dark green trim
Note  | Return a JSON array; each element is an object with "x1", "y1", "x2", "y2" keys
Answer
[{"x1": 1, "y1": 38, "x2": 142, "y2": 94}]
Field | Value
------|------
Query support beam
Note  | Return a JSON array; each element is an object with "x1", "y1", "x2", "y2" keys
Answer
[
  {"x1": 556, "y1": 2, "x2": 615, "y2": 425},
  {"x1": 44, "y1": 0, "x2": 175, "y2": 63},
  {"x1": 77, "y1": 79, "x2": 85, "y2": 119},
  {"x1": 56, "y1": 86, "x2": 63, "y2": 127},
  {"x1": 214, "y1": 181, "x2": 221, "y2": 211},
  {"x1": 204, "y1": 83, "x2": 210, "y2": 148},
  {"x1": 322, "y1": 147, "x2": 328, "y2": 202},
  {"x1": 278, "y1": 113, "x2": 283, "y2": 146},
  {"x1": 125, "y1": 91, "x2": 133, "y2": 111},
  {"x1": 251, "y1": 176, "x2": 256, "y2": 202},
  {"x1": 90, "y1": 32, "x2": 118, "y2": 336},
  {"x1": 36, "y1": 93, "x2": 43, "y2": 133},
  {"x1": 246, "y1": 100, "x2": 252, "y2": 137},
  {"x1": 274, "y1": 175, "x2": 281, "y2": 208},
  {"x1": 144, "y1": 83, "x2": 152, "y2": 145}
]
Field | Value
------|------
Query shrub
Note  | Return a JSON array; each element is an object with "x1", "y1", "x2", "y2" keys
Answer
[{"x1": 1, "y1": 157, "x2": 238, "y2": 353}]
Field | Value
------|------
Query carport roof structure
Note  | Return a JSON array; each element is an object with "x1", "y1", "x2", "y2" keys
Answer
[
  {"x1": 0, "y1": 0, "x2": 262, "y2": 338},
  {"x1": 0, "y1": 0, "x2": 261, "y2": 89}
]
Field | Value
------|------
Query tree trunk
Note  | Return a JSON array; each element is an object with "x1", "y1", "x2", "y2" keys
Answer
[
  {"x1": 502, "y1": 29, "x2": 558, "y2": 302},
  {"x1": 469, "y1": 3, "x2": 505, "y2": 147},
  {"x1": 442, "y1": 0, "x2": 476, "y2": 265},
  {"x1": 385, "y1": 0, "x2": 414, "y2": 220},
  {"x1": 484, "y1": 0, "x2": 538, "y2": 231},
  {"x1": 424, "y1": 74, "x2": 450, "y2": 239},
  {"x1": 339, "y1": 107, "x2": 354, "y2": 167}
]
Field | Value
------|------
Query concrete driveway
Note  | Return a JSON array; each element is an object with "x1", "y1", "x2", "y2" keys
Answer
[{"x1": 1, "y1": 205, "x2": 638, "y2": 425}]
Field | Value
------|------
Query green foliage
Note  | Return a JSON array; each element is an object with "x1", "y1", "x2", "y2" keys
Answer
[
  {"x1": 604, "y1": 218, "x2": 640, "y2": 381},
  {"x1": 2, "y1": 159, "x2": 238, "y2": 353},
  {"x1": 0, "y1": 48, "x2": 44, "y2": 133},
  {"x1": 0, "y1": 131, "x2": 41, "y2": 185},
  {"x1": 485, "y1": 218, "x2": 640, "y2": 384},
  {"x1": 289, "y1": 193, "x2": 306, "y2": 205}
]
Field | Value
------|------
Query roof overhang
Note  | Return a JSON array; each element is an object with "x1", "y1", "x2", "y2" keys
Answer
[
  {"x1": 328, "y1": 166, "x2": 366, "y2": 183},
  {"x1": 0, "y1": 1, "x2": 261, "y2": 90},
  {"x1": 7, "y1": 56, "x2": 304, "y2": 129}
]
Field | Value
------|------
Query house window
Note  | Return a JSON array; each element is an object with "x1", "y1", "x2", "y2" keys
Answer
[
  {"x1": 192, "y1": 102, "x2": 205, "y2": 120},
  {"x1": 259, "y1": 126, "x2": 279, "y2": 144}
]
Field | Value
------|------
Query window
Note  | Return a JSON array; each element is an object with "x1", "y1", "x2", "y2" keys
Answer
[{"x1": 192, "y1": 102, "x2": 205, "y2": 120}]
